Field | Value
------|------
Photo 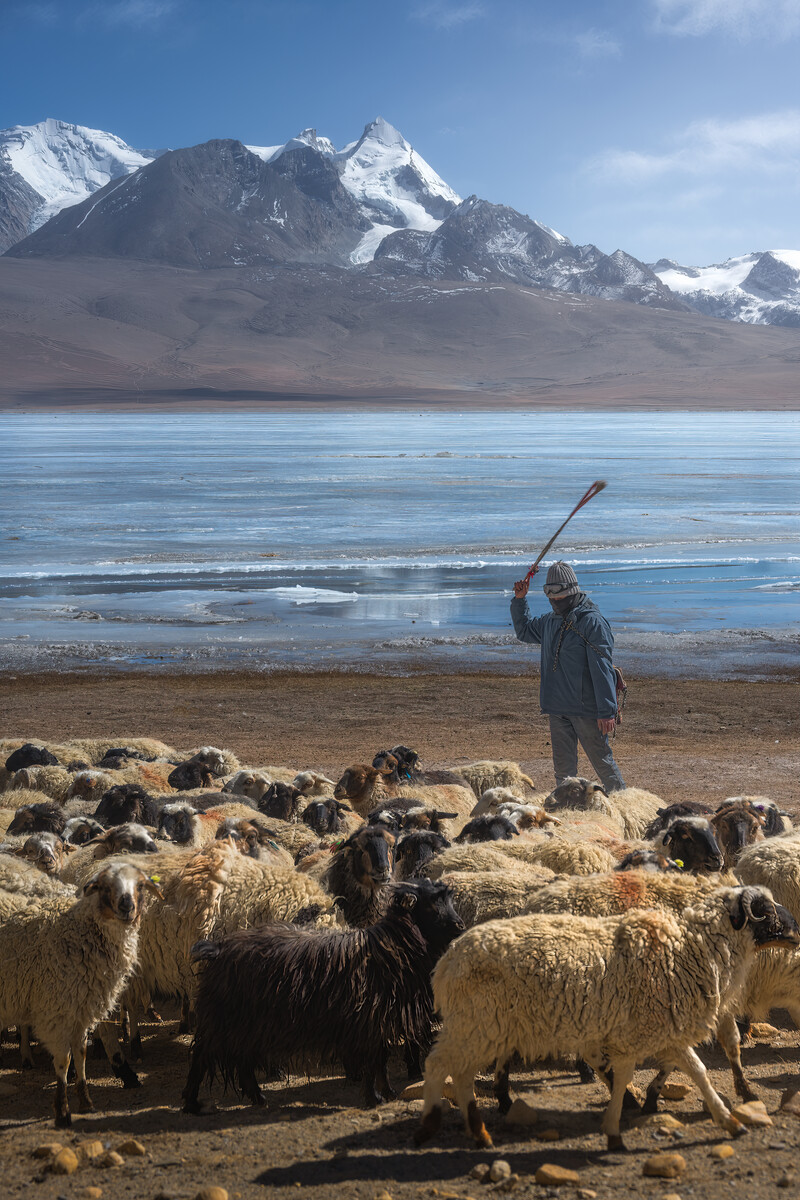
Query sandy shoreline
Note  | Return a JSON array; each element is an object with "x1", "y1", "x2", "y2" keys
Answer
[
  {"x1": 3, "y1": 395, "x2": 800, "y2": 411},
  {"x1": 3, "y1": 669, "x2": 797, "y2": 806}
]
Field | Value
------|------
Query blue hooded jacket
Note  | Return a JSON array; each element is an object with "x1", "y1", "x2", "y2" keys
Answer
[{"x1": 510, "y1": 593, "x2": 618, "y2": 720}]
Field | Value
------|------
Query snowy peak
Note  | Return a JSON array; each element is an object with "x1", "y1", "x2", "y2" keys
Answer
[
  {"x1": 652, "y1": 250, "x2": 800, "y2": 326},
  {"x1": 1, "y1": 119, "x2": 150, "y2": 228}
]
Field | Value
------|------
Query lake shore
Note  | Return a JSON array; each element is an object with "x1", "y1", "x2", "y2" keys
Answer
[{"x1": 2, "y1": 669, "x2": 796, "y2": 805}]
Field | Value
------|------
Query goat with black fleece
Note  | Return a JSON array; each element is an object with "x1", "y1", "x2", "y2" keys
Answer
[{"x1": 182, "y1": 878, "x2": 465, "y2": 1111}]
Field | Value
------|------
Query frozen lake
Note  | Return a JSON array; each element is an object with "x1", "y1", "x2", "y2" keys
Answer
[{"x1": 2, "y1": 411, "x2": 798, "y2": 675}]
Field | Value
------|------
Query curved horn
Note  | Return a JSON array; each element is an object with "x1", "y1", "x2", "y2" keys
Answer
[{"x1": 741, "y1": 887, "x2": 768, "y2": 923}]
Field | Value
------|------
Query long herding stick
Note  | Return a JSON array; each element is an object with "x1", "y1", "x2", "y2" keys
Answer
[{"x1": 522, "y1": 480, "x2": 607, "y2": 585}]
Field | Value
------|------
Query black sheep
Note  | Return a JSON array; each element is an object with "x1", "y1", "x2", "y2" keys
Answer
[
  {"x1": 182, "y1": 878, "x2": 465, "y2": 1111},
  {"x1": 394, "y1": 831, "x2": 450, "y2": 880},
  {"x1": 7, "y1": 800, "x2": 66, "y2": 838},
  {"x1": 93, "y1": 783, "x2": 161, "y2": 828},
  {"x1": 301, "y1": 798, "x2": 352, "y2": 836},
  {"x1": 167, "y1": 760, "x2": 215, "y2": 791},
  {"x1": 372, "y1": 746, "x2": 464, "y2": 787},
  {"x1": 455, "y1": 814, "x2": 519, "y2": 844},
  {"x1": 258, "y1": 782, "x2": 302, "y2": 823},
  {"x1": 643, "y1": 800, "x2": 714, "y2": 839},
  {"x1": 322, "y1": 825, "x2": 395, "y2": 926},
  {"x1": 5, "y1": 744, "x2": 59, "y2": 772}
]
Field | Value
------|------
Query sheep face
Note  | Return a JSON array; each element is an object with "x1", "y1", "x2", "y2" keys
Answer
[
  {"x1": 5, "y1": 743, "x2": 59, "y2": 772},
  {"x1": 346, "y1": 827, "x2": 395, "y2": 889},
  {"x1": 711, "y1": 804, "x2": 764, "y2": 867},
  {"x1": 644, "y1": 801, "x2": 714, "y2": 839},
  {"x1": 15, "y1": 832, "x2": 68, "y2": 874},
  {"x1": 724, "y1": 887, "x2": 800, "y2": 949},
  {"x1": 546, "y1": 777, "x2": 607, "y2": 809},
  {"x1": 63, "y1": 817, "x2": 105, "y2": 846},
  {"x1": 302, "y1": 798, "x2": 350, "y2": 835},
  {"x1": 615, "y1": 849, "x2": 681, "y2": 873},
  {"x1": 66, "y1": 770, "x2": 112, "y2": 802},
  {"x1": 395, "y1": 831, "x2": 450, "y2": 880},
  {"x1": 390, "y1": 745, "x2": 420, "y2": 773},
  {"x1": 455, "y1": 815, "x2": 519, "y2": 844},
  {"x1": 158, "y1": 803, "x2": 199, "y2": 844},
  {"x1": 739, "y1": 797, "x2": 791, "y2": 838},
  {"x1": 94, "y1": 784, "x2": 157, "y2": 828},
  {"x1": 222, "y1": 771, "x2": 271, "y2": 803},
  {"x1": 168, "y1": 761, "x2": 215, "y2": 791},
  {"x1": 394, "y1": 879, "x2": 464, "y2": 954},
  {"x1": 215, "y1": 817, "x2": 276, "y2": 859},
  {"x1": 292, "y1": 771, "x2": 336, "y2": 796},
  {"x1": 259, "y1": 782, "x2": 302, "y2": 823},
  {"x1": 90, "y1": 823, "x2": 159, "y2": 858},
  {"x1": 83, "y1": 863, "x2": 163, "y2": 925},
  {"x1": 334, "y1": 765, "x2": 390, "y2": 805},
  {"x1": 661, "y1": 817, "x2": 724, "y2": 873},
  {"x1": 7, "y1": 801, "x2": 66, "y2": 838}
]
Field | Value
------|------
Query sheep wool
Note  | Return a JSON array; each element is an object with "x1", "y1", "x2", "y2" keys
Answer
[
  {"x1": 453, "y1": 761, "x2": 536, "y2": 800},
  {"x1": 439, "y1": 868, "x2": 556, "y2": 927},
  {"x1": 738, "y1": 833, "x2": 800, "y2": 921}
]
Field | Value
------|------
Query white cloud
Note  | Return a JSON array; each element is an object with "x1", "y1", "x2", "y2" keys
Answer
[
  {"x1": 591, "y1": 110, "x2": 800, "y2": 183},
  {"x1": 652, "y1": 0, "x2": 800, "y2": 39},
  {"x1": 574, "y1": 28, "x2": 621, "y2": 58},
  {"x1": 412, "y1": 1, "x2": 484, "y2": 30}
]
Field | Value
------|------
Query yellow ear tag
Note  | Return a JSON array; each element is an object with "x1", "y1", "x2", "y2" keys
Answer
[
  {"x1": 674, "y1": 860, "x2": 684, "y2": 870},
  {"x1": 151, "y1": 875, "x2": 161, "y2": 883}
]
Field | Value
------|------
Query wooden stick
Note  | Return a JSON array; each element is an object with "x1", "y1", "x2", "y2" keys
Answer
[{"x1": 524, "y1": 480, "x2": 607, "y2": 584}]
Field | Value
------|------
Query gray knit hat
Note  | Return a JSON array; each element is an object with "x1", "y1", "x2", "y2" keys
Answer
[{"x1": 543, "y1": 561, "x2": 579, "y2": 598}]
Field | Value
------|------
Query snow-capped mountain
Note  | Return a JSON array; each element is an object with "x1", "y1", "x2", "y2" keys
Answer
[
  {"x1": 0, "y1": 119, "x2": 151, "y2": 252},
  {"x1": 652, "y1": 251, "x2": 800, "y2": 328},
  {"x1": 247, "y1": 117, "x2": 461, "y2": 264},
  {"x1": 376, "y1": 195, "x2": 686, "y2": 309}
]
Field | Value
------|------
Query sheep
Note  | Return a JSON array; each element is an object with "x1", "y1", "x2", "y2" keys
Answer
[
  {"x1": 258, "y1": 781, "x2": 303, "y2": 823},
  {"x1": 59, "y1": 737, "x2": 178, "y2": 765},
  {"x1": 367, "y1": 799, "x2": 456, "y2": 836},
  {"x1": 547, "y1": 778, "x2": 664, "y2": 841},
  {"x1": 5, "y1": 743, "x2": 59, "y2": 773},
  {"x1": 88, "y1": 823, "x2": 160, "y2": 858},
  {"x1": 374, "y1": 747, "x2": 467, "y2": 788},
  {"x1": 10, "y1": 765, "x2": 73, "y2": 803},
  {"x1": 320, "y1": 826, "x2": 396, "y2": 926},
  {"x1": 187, "y1": 745, "x2": 240, "y2": 777},
  {"x1": 0, "y1": 861, "x2": 162, "y2": 1125},
  {"x1": 182, "y1": 878, "x2": 465, "y2": 1112},
  {"x1": 738, "y1": 833, "x2": 800, "y2": 922},
  {"x1": 213, "y1": 818, "x2": 293, "y2": 866},
  {"x1": 301, "y1": 797, "x2": 362, "y2": 837},
  {"x1": 438, "y1": 867, "x2": 556, "y2": 927},
  {"x1": 650, "y1": 816, "x2": 726, "y2": 874},
  {"x1": 65, "y1": 769, "x2": 120, "y2": 804},
  {"x1": 728, "y1": 796, "x2": 792, "y2": 838},
  {"x1": 94, "y1": 783, "x2": 162, "y2": 828},
  {"x1": 63, "y1": 816, "x2": 106, "y2": 846},
  {"x1": 222, "y1": 770, "x2": 271, "y2": 804},
  {"x1": 516, "y1": 838, "x2": 617, "y2": 877},
  {"x1": 522, "y1": 868, "x2": 737, "y2": 920},
  {"x1": 168, "y1": 760, "x2": 216, "y2": 790},
  {"x1": 455, "y1": 815, "x2": 519, "y2": 844},
  {"x1": 711, "y1": 801, "x2": 765, "y2": 868},
  {"x1": 394, "y1": 831, "x2": 451, "y2": 881},
  {"x1": 293, "y1": 770, "x2": 336, "y2": 797},
  {"x1": 614, "y1": 848, "x2": 681, "y2": 872},
  {"x1": 6, "y1": 799, "x2": 66, "y2": 838},
  {"x1": 451, "y1": 760, "x2": 536, "y2": 799},
  {"x1": 4, "y1": 832, "x2": 71, "y2": 876},
  {"x1": 0, "y1": 855, "x2": 76, "y2": 915},
  {"x1": 644, "y1": 800, "x2": 714, "y2": 838},
  {"x1": 423, "y1": 839, "x2": 577, "y2": 879},
  {"x1": 495, "y1": 802, "x2": 560, "y2": 833},
  {"x1": 334, "y1": 764, "x2": 475, "y2": 823},
  {"x1": 415, "y1": 886, "x2": 799, "y2": 1151},
  {"x1": 470, "y1": 787, "x2": 528, "y2": 817}
]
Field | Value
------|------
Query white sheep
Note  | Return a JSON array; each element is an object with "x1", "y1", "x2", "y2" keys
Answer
[
  {"x1": 415, "y1": 886, "x2": 797, "y2": 1151},
  {"x1": 10, "y1": 765, "x2": 73, "y2": 803},
  {"x1": 293, "y1": 770, "x2": 337, "y2": 797},
  {"x1": 0, "y1": 862, "x2": 161, "y2": 1125},
  {"x1": 737, "y1": 832, "x2": 800, "y2": 921},
  {"x1": 438, "y1": 867, "x2": 556, "y2": 927},
  {"x1": 453, "y1": 760, "x2": 536, "y2": 800}
]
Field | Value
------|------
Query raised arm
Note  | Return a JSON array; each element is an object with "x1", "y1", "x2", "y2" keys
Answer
[{"x1": 510, "y1": 575, "x2": 545, "y2": 645}]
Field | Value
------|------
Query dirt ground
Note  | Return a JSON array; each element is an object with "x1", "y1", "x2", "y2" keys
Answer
[{"x1": 1, "y1": 669, "x2": 799, "y2": 1199}]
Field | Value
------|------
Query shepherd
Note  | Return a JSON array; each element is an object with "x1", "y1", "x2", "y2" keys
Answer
[{"x1": 511, "y1": 560, "x2": 625, "y2": 794}]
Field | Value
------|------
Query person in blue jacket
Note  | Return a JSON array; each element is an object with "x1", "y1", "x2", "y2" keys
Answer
[{"x1": 511, "y1": 560, "x2": 625, "y2": 793}]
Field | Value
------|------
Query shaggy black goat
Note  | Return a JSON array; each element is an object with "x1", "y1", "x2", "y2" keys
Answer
[
  {"x1": 394, "y1": 831, "x2": 450, "y2": 880},
  {"x1": 5, "y1": 744, "x2": 59, "y2": 772},
  {"x1": 643, "y1": 800, "x2": 714, "y2": 839},
  {"x1": 322, "y1": 826, "x2": 395, "y2": 926},
  {"x1": 167, "y1": 760, "x2": 215, "y2": 791},
  {"x1": 455, "y1": 814, "x2": 519, "y2": 844},
  {"x1": 182, "y1": 878, "x2": 465, "y2": 1111},
  {"x1": 301, "y1": 798, "x2": 352, "y2": 836},
  {"x1": 93, "y1": 784, "x2": 160, "y2": 828},
  {"x1": 258, "y1": 782, "x2": 302, "y2": 823},
  {"x1": 7, "y1": 800, "x2": 66, "y2": 838}
]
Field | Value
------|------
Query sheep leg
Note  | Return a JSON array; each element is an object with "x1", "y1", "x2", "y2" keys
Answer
[
  {"x1": 20, "y1": 1025, "x2": 34, "y2": 1070},
  {"x1": 129, "y1": 1009, "x2": 143, "y2": 1062},
  {"x1": 404, "y1": 1041, "x2": 423, "y2": 1081},
  {"x1": 603, "y1": 1064, "x2": 642, "y2": 1112},
  {"x1": 602, "y1": 1057, "x2": 635, "y2": 1151},
  {"x1": 493, "y1": 1061, "x2": 512, "y2": 1114},
  {"x1": 95, "y1": 1020, "x2": 141, "y2": 1089},
  {"x1": 238, "y1": 1064, "x2": 266, "y2": 1107},
  {"x1": 181, "y1": 1044, "x2": 208, "y2": 1114},
  {"x1": 673, "y1": 1046, "x2": 746, "y2": 1137},
  {"x1": 178, "y1": 994, "x2": 193, "y2": 1036},
  {"x1": 372, "y1": 1048, "x2": 397, "y2": 1104},
  {"x1": 73, "y1": 1035, "x2": 94, "y2": 1113},
  {"x1": 415, "y1": 1044, "x2": 454, "y2": 1147},
  {"x1": 576, "y1": 1056, "x2": 596, "y2": 1084},
  {"x1": 452, "y1": 1066, "x2": 492, "y2": 1148},
  {"x1": 717, "y1": 1011, "x2": 758, "y2": 1102},
  {"x1": 52, "y1": 1046, "x2": 72, "y2": 1128},
  {"x1": 642, "y1": 1065, "x2": 673, "y2": 1114}
]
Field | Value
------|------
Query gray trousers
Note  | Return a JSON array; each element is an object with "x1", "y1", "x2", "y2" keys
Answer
[{"x1": 549, "y1": 713, "x2": 626, "y2": 794}]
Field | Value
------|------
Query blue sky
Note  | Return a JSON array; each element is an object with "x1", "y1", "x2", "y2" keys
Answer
[{"x1": 3, "y1": 0, "x2": 800, "y2": 264}]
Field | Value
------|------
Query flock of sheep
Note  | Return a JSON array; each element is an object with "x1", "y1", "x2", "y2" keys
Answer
[{"x1": 1, "y1": 733, "x2": 800, "y2": 1155}]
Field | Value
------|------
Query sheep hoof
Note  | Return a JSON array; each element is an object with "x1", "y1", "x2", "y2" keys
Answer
[
  {"x1": 728, "y1": 1117, "x2": 747, "y2": 1138},
  {"x1": 606, "y1": 1134, "x2": 626, "y2": 1152},
  {"x1": 54, "y1": 1111, "x2": 72, "y2": 1129},
  {"x1": 467, "y1": 1100, "x2": 493, "y2": 1148}
]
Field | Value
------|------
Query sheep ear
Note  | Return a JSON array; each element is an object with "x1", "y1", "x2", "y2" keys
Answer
[
  {"x1": 83, "y1": 877, "x2": 100, "y2": 896},
  {"x1": 724, "y1": 891, "x2": 746, "y2": 930},
  {"x1": 63, "y1": 843, "x2": 78, "y2": 855},
  {"x1": 144, "y1": 876, "x2": 164, "y2": 899}
]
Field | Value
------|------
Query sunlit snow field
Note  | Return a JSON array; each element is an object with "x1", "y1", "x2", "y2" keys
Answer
[{"x1": 2, "y1": 411, "x2": 798, "y2": 675}]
